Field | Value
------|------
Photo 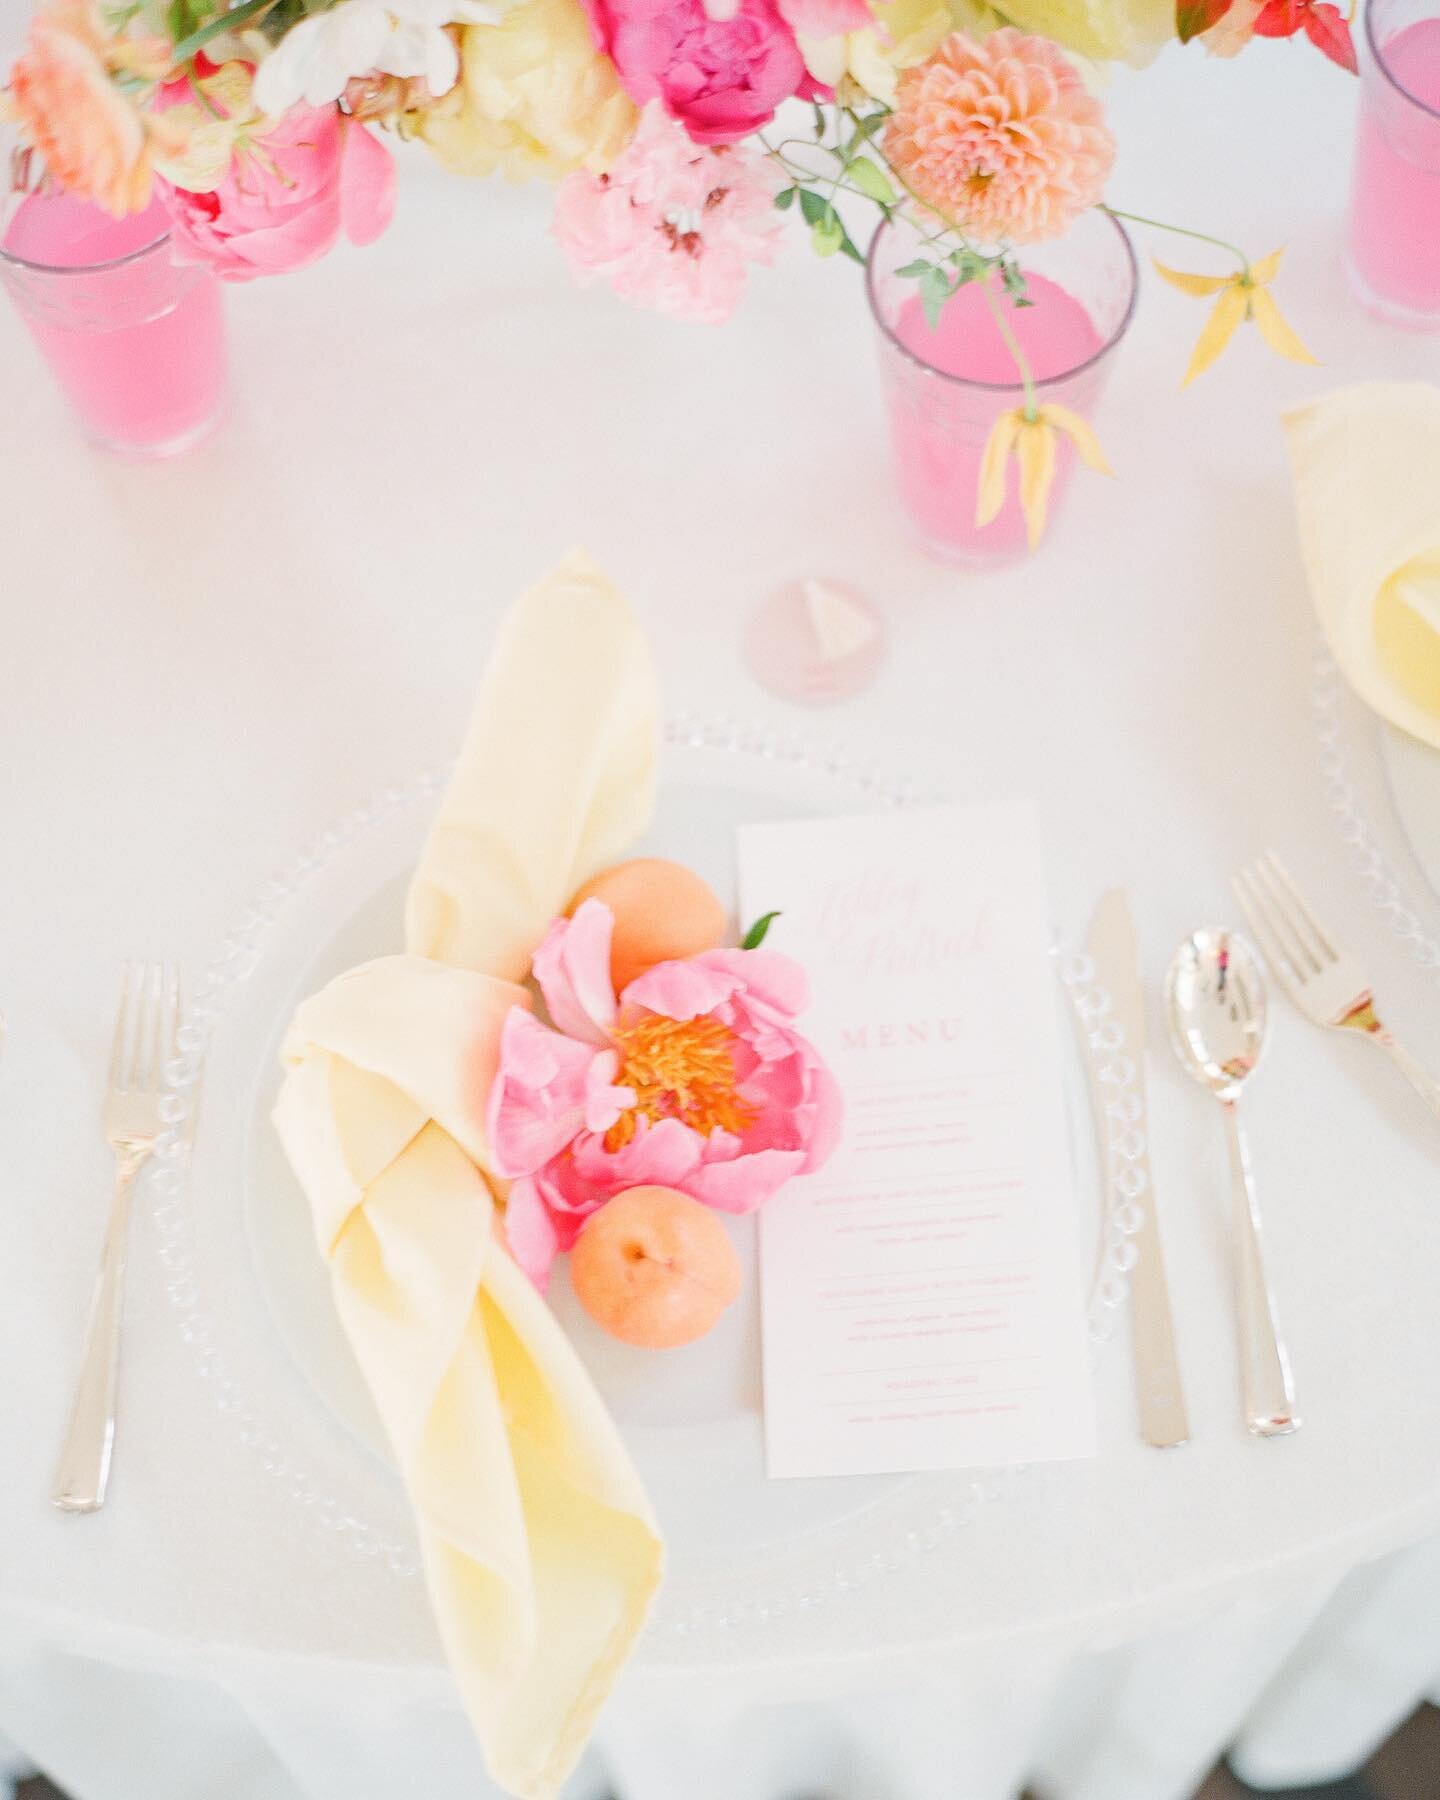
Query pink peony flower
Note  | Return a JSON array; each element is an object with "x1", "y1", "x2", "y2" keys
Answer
[
  {"x1": 155, "y1": 97, "x2": 395, "y2": 281},
  {"x1": 554, "y1": 102, "x2": 783, "y2": 323},
  {"x1": 886, "y1": 29, "x2": 1115, "y2": 246},
  {"x1": 488, "y1": 897, "x2": 843, "y2": 1286},
  {"x1": 578, "y1": 0, "x2": 822, "y2": 144}
]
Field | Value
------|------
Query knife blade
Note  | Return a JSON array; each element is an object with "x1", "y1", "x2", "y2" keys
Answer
[{"x1": 1085, "y1": 890, "x2": 1189, "y2": 1449}]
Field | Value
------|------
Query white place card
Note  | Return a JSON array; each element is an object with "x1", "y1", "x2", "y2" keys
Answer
[{"x1": 737, "y1": 803, "x2": 1096, "y2": 1480}]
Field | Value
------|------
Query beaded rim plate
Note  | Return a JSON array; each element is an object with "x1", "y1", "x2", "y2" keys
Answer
[
  {"x1": 1312, "y1": 646, "x2": 1440, "y2": 986},
  {"x1": 149, "y1": 716, "x2": 1144, "y2": 1657}
]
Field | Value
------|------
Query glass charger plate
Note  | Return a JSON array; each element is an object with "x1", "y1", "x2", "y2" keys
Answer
[
  {"x1": 1314, "y1": 648, "x2": 1440, "y2": 976},
  {"x1": 152, "y1": 720, "x2": 1140, "y2": 1658}
]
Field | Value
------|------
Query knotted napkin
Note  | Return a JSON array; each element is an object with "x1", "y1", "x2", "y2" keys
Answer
[
  {"x1": 272, "y1": 552, "x2": 665, "y2": 1800},
  {"x1": 1285, "y1": 381, "x2": 1440, "y2": 748}
]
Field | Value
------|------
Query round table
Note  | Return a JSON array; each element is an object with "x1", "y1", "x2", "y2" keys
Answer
[{"x1": 3, "y1": 36, "x2": 1440, "y2": 1800}]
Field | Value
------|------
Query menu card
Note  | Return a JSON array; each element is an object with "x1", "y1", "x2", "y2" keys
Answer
[{"x1": 737, "y1": 803, "x2": 1096, "y2": 1480}]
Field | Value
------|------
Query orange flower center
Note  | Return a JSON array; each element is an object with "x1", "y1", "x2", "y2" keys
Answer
[{"x1": 604, "y1": 1015, "x2": 755, "y2": 1152}]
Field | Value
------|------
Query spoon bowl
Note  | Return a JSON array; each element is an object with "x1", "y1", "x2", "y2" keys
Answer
[
  {"x1": 1167, "y1": 928, "x2": 1268, "y2": 1101},
  {"x1": 1165, "y1": 926, "x2": 1297, "y2": 1438}
]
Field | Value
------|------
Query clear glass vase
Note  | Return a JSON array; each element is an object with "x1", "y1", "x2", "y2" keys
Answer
[
  {"x1": 2, "y1": 189, "x2": 228, "y2": 457},
  {"x1": 867, "y1": 209, "x2": 1137, "y2": 568},
  {"x1": 1348, "y1": 0, "x2": 1440, "y2": 329}
]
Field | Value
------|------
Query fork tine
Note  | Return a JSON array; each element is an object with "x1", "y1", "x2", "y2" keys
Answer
[
  {"x1": 1264, "y1": 852, "x2": 1340, "y2": 963},
  {"x1": 1247, "y1": 857, "x2": 1324, "y2": 976},
  {"x1": 144, "y1": 962, "x2": 165, "y2": 1091},
  {"x1": 1233, "y1": 869, "x2": 1305, "y2": 994},
  {"x1": 107, "y1": 962, "x2": 134, "y2": 1095},
  {"x1": 164, "y1": 965, "x2": 182, "y2": 1082}
]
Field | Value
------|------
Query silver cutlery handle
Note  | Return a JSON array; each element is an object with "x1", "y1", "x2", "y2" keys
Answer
[
  {"x1": 51, "y1": 1149, "x2": 145, "y2": 1513},
  {"x1": 1222, "y1": 1101, "x2": 1299, "y2": 1438},
  {"x1": 1375, "y1": 1031, "x2": 1440, "y2": 1123}
]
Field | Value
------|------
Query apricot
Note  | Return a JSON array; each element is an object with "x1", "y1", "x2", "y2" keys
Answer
[
  {"x1": 570, "y1": 1186, "x2": 743, "y2": 1349},
  {"x1": 568, "y1": 858, "x2": 726, "y2": 995}
]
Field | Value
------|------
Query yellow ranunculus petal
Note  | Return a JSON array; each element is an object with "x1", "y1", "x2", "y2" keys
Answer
[
  {"x1": 1152, "y1": 259, "x2": 1232, "y2": 298},
  {"x1": 1038, "y1": 403, "x2": 1112, "y2": 476},
  {"x1": 1181, "y1": 282, "x2": 1247, "y2": 387},
  {"x1": 1249, "y1": 246, "x2": 1285, "y2": 286},
  {"x1": 1015, "y1": 418, "x2": 1058, "y2": 549},
  {"x1": 1248, "y1": 283, "x2": 1319, "y2": 367},
  {"x1": 975, "y1": 408, "x2": 1024, "y2": 528}
]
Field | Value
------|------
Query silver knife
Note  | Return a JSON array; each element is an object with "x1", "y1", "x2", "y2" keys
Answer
[{"x1": 1086, "y1": 890, "x2": 1190, "y2": 1448}]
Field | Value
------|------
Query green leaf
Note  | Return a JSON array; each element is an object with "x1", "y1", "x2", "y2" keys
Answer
[
  {"x1": 812, "y1": 101, "x2": 828, "y2": 139},
  {"x1": 1176, "y1": 0, "x2": 1233, "y2": 40},
  {"x1": 169, "y1": 0, "x2": 273, "y2": 65},
  {"x1": 797, "y1": 188, "x2": 829, "y2": 226},
  {"x1": 950, "y1": 247, "x2": 991, "y2": 284},
  {"x1": 774, "y1": 186, "x2": 796, "y2": 211},
  {"x1": 920, "y1": 265, "x2": 951, "y2": 330},
  {"x1": 1001, "y1": 260, "x2": 1030, "y2": 304},
  {"x1": 811, "y1": 212, "x2": 844, "y2": 258},
  {"x1": 846, "y1": 156, "x2": 897, "y2": 206},
  {"x1": 894, "y1": 258, "x2": 935, "y2": 280},
  {"x1": 839, "y1": 230, "x2": 866, "y2": 265},
  {"x1": 741, "y1": 912, "x2": 781, "y2": 950}
]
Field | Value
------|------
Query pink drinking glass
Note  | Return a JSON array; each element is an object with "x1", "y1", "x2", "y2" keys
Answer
[
  {"x1": 1348, "y1": 0, "x2": 1440, "y2": 328},
  {"x1": 1, "y1": 194, "x2": 228, "y2": 457},
  {"x1": 867, "y1": 209, "x2": 1137, "y2": 567}
]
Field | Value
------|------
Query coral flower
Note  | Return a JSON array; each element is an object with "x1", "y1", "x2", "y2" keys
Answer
[
  {"x1": 885, "y1": 29, "x2": 1115, "y2": 245},
  {"x1": 487, "y1": 898, "x2": 843, "y2": 1286},
  {"x1": 7, "y1": 0, "x2": 158, "y2": 215}
]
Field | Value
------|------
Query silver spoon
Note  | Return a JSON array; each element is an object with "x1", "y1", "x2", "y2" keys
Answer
[{"x1": 1166, "y1": 928, "x2": 1299, "y2": 1438}]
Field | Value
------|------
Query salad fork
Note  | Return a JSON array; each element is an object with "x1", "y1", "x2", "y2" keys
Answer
[
  {"x1": 1233, "y1": 853, "x2": 1440, "y2": 1123},
  {"x1": 52, "y1": 962, "x2": 181, "y2": 1513}
]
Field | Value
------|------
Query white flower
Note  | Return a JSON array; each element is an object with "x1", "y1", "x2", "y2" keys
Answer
[{"x1": 252, "y1": 0, "x2": 503, "y2": 116}]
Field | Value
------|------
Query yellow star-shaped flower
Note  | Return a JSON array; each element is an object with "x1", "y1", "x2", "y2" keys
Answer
[
  {"x1": 975, "y1": 403, "x2": 1112, "y2": 549},
  {"x1": 1154, "y1": 248, "x2": 1318, "y2": 387}
]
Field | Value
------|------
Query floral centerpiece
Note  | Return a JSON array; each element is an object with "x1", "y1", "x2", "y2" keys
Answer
[{"x1": 5, "y1": 0, "x2": 1354, "y2": 525}]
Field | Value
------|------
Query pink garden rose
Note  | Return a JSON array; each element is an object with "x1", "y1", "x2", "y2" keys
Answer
[
  {"x1": 578, "y1": 0, "x2": 823, "y2": 144},
  {"x1": 488, "y1": 898, "x2": 843, "y2": 1286},
  {"x1": 157, "y1": 98, "x2": 395, "y2": 281},
  {"x1": 553, "y1": 103, "x2": 783, "y2": 323}
]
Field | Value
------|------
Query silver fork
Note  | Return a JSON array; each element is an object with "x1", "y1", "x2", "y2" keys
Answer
[
  {"x1": 52, "y1": 962, "x2": 181, "y2": 1513},
  {"x1": 1233, "y1": 853, "x2": 1440, "y2": 1124}
]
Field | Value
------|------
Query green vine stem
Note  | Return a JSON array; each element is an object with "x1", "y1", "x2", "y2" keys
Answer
[
  {"x1": 1100, "y1": 204, "x2": 1253, "y2": 278},
  {"x1": 979, "y1": 271, "x2": 1038, "y2": 418}
]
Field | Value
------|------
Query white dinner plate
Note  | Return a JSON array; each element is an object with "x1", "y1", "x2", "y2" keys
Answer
[
  {"x1": 158, "y1": 723, "x2": 1133, "y2": 1653},
  {"x1": 1380, "y1": 723, "x2": 1440, "y2": 905},
  {"x1": 242, "y1": 744, "x2": 1105, "y2": 1566}
]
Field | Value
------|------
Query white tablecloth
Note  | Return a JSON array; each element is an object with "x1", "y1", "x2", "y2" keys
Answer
[{"x1": 3, "y1": 23, "x2": 1440, "y2": 1800}]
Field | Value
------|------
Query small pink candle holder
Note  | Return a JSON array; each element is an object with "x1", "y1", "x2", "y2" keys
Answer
[
  {"x1": 867, "y1": 210, "x2": 1137, "y2": 568},
  {"x1": 1348, "y1": 0, "x2": 1440, "y2": 329},
  {"x1": 1, "y1": 190, "x2": 228, "y2": 457}
]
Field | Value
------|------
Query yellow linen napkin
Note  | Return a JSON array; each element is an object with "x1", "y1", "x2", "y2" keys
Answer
[
  {"x1": 272, "y1": 551, "x2": 665, "y2": 1800},
  {"x1": 1285, "y1": 382, "x2": 1440, "y2": 748}
]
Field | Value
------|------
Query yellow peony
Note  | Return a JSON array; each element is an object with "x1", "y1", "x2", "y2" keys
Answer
[
  {"x1": 415, "y1": 0, "x2": 637, "y2": 181},
  {"x1": 801, "y1": 0, "x2": 995, "y2": 105},
  {"x1": 996, "y1": 0, "x2": 1174, "y2": 62}
]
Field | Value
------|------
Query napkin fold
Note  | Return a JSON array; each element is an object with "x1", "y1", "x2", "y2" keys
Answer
[
  {"x1": 273, "y1": 552, "x2": 664, "y2": 1800},
  {"x1": 1285, "y1": 382, "x2": 1440, "y2": 748}
]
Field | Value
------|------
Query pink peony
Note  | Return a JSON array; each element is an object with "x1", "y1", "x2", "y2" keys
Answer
[
  {"x1": 488, "y1": 898, "x2": 843, "y2": 1286},
  {"x1": 553, "y1": 103, "x2": 783, "y2": 323},
  {"x1": 578, "y1": 0, "x2": 822, "y2": 144},
  {"x1": 155, "y1": 98, "x2": 395, "y2": 281},
  {"x1": 886, "y1": 29, "x2": 1115, "y2": 246}
]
